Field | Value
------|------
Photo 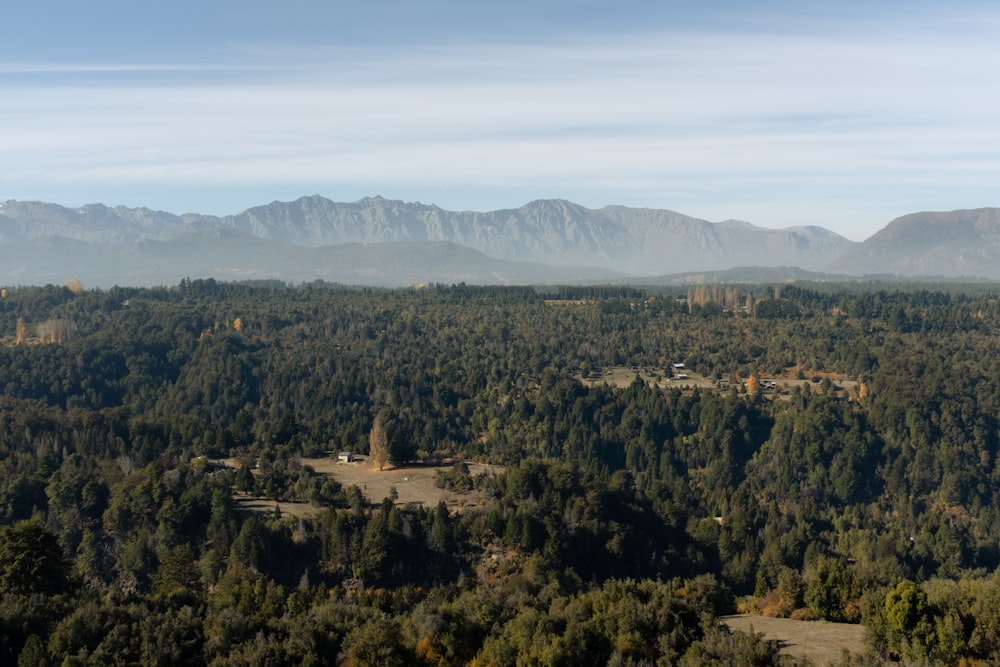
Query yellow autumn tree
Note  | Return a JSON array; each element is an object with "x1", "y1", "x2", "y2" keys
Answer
[
  {"x1": 36, "y1": 318, "x2": 76, "y2": 344},
  {"x1": 746, "y1": 374, "x2": 760, "y2": 397},
  {"x1": 233, "y1": 317, "x2": 243, "y2": 332},
  {"x1": 369, "y1": 413, "x2": 390, "y2": 471},
  {"x1": 65, "y1": 278, "x2": 84, "y2": 295},
  {"x1": 15, "y1": 317, "x2": 27, "y2": 345}
]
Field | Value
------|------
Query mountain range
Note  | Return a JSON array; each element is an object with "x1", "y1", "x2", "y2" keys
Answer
[{"x1": 1, "y1": 196, "x2": 998, "y2": 286}]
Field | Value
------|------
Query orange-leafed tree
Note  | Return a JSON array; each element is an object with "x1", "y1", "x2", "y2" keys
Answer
[{"x1": 857, "y1": 381, "x2": 869, "y2": 400}]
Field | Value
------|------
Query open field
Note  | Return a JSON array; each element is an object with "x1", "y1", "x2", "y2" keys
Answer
[
  {"x1": 226, "y1": 456, "x2": 503, "y2": 517},
  {"x1": 232, "y1": 496, "x2": 322, "y2": 518},
  {"x1": 722, "y1": 615, "x2": 868, "y2": 666},
  {"x1": 579, "y1": 366, "x2": 857, "y2": 396},
  {"x1": 579, "y1": 366, "x2": 715, "y2": 389},
  {"x1": 307, "y1": 455, "x2": 502, "y2": 510}
]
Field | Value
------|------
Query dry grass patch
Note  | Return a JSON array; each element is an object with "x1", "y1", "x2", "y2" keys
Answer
[
  {"x1": 232, "y1": 497, "x2": 320, "y2": 518},
  {"x1": 223, "y1": 456, "x2": 503, "y2": 516},
  {"x1": 308, "y1": 456, "x2": 502, "y2": 511},
  {"x1": 722, "y1": 615, "x2": 867, "y2": 666},
  {"x1": 579, "y1": 366, "x2": 716, "y2": 390}
]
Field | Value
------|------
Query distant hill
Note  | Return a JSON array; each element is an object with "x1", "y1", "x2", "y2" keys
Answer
[
  {"x1": 832, "y1": 208, "x2": 1000, "y2": 279},
  {"x1": 0, "y1": 197, "x2": 998, "y2": 286}
]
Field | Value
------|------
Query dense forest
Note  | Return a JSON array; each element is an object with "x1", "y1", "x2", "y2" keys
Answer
[{"x1": 3, "y1": 279, "x2": 1000, "y2": 665}]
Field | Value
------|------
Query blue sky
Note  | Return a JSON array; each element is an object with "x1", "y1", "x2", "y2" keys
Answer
[{"x1": 2, "y1": 1, "x2": 998, "y2": 241}]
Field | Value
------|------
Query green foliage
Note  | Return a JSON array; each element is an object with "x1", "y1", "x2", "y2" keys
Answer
[
  {"x1": 679, "y1": 626, "x2": 788, "y2": 666},
  {"x1": 341, "y1": 617, "x2": 410, "y2": 667},
  {"x1": 0, "y1": 520, "x2": 72, "y2": 596},
  {"x1": 753, "y1": 297, "x2": 802, "y2": 319},
  {"x1": 3, "y1": 281, "x2": 1000, "y2": 662}
]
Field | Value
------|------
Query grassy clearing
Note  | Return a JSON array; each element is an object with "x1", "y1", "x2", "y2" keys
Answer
[
  {"x1": 579, "y1": 365, "x2": 857, "y2": 397},
  {"x1": 722, "y1": 615, "x2": 868, "y2": 666},
  {"x1": 225, "y1": 456, "x2": 503, "y2": 517},
  {"x1": 307, "y1": 455, "x2": 502, "y2": 511}
]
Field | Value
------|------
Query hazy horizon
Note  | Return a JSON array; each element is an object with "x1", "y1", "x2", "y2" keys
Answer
[{"x1": 4, "y1": 1, "x2": 999, "y2": 242}]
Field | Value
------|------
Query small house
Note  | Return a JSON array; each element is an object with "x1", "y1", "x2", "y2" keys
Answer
[{"x1": 337, "y1": 452, "x2": 354, "y2": 463}]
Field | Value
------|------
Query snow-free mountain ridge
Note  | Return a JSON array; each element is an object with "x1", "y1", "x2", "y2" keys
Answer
[
  {"x1": 0, "y1": 197, "x2": 998, "y2": 285},
  {"x1": 833, "y1": 208, "x2": 1000, "y2": 279}
]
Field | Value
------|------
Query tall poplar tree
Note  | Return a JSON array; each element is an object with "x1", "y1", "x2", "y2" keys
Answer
[{"x1": 370, "y1": 413, "x2": 390, "y2": 471}]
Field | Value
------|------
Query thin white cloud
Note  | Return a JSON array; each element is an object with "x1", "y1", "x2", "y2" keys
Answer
[
  {"x1": 2, "y1": 15, "x2": 999, "y2": 239},
  {"x1": 0, "y1": 63, "x2": 253, "y2": 74}
]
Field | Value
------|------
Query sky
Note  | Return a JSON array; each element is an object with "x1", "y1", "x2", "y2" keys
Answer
[{"x1": 2, "y1": 1, "x2": 999, "y2": 241}]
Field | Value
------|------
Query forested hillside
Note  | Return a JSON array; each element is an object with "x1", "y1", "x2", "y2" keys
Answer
[{"x1": 2, "y1": 279, "x2": 1000, "y2": 664}]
